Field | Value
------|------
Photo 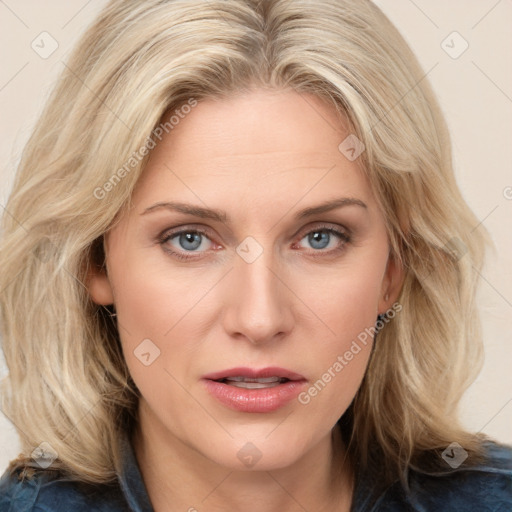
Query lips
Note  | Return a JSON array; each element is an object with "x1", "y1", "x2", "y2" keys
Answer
[{"x1": 202, "y1": 367, "x2": 307, "y2": 413}]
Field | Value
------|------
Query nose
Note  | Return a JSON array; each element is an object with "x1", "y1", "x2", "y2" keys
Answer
[{"x1": 221, "y1": 244, "x2": 295, "y2": 345}]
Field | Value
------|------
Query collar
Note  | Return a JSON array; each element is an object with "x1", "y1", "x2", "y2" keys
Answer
[{"x1": 117, "y1": 432, "x2": 154, "y2": 512}]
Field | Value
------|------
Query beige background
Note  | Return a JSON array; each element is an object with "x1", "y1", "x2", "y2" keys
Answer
[{"x1": 1, "y1": 0, "x2": 511, "y2": 472}]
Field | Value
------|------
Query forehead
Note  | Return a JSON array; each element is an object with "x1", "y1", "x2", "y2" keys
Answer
[{"x1": 131, "y1": 88, "x2": 372, "y2": 212}]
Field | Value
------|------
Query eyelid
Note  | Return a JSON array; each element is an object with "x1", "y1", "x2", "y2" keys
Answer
[
  {"x1": 295, "y1": 221, "x2": 350, "y2": 239},
  {"x1": 158, "y1": 222, "x2": 350, "y2": 243},
  {"x1": 158, "y1": 224, "x2": 212, "y2": 241}
]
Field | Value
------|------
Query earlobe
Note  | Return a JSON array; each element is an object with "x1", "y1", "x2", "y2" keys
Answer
[
  {"x1": 378, "y1": 252, "x2": 405, "y2": 314},
  {"x1": 86, "y1": 238, "x2": 115, "y2": 305},
  {"x1": 87, "y1": 265, "x2": 115, "y2": 305}
]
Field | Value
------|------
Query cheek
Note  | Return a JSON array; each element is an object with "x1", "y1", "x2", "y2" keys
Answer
[
  {"x1": 303, "y1": 253, "x2": 385, "y2": 340},
  {"x1": 105, "y1": 255, "x2": 177, "y2": 381},
  {"x1": 110, "y1": 249, "x2": 214, "y2": 341},
  {"x1": 293, "y1": 255, "x2": 385, "y2": 414},
  {"x1": 112, "y1": 270, "x2": 195, "y2": 426},
  {"x1": 108, "y1": 254, "x2": 219, "y2": 400}
]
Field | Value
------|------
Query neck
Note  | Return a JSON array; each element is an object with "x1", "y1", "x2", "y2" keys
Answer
[{"x1": 133, "y1": 405, "x2": 354, "y2": 512}]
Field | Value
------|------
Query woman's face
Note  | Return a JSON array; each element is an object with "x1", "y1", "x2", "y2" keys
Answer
[{"x1": 88, "y1": 88, "x2": 403, "y2": 471}]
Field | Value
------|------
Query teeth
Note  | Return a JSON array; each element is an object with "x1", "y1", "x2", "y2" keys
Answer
[
  {"x1": 225, "y1": 376, "x2": 282, "y2": 383},
  {"x1": 220, "y1": 376, "x2": 287, "y2": 389},
  {"x1": 226, "y1": 381, "x2": 282, "y2": 389}
]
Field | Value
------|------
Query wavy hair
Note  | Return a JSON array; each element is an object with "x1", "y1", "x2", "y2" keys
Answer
[{"x1": 0, "y1": 0, "x2": 490, "y2": 486}]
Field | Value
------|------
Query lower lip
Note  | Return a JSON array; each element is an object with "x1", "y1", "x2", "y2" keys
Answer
[{"x1": 202, "y1": 379, "x2": 307, "y2": 413}]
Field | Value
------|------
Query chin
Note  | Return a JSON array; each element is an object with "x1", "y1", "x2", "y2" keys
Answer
[{"x1": 197, "y1": 426, "x2": 317, "y2": 472}]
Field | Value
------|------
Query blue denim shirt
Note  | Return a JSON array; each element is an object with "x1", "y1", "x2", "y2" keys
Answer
[{"x1": 1, "y1": 436, "x2": 511, "y2": 511}]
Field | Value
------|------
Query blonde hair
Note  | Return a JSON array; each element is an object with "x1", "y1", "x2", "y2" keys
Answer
[{"x1": 0, "y1": 0, "x2": 490, "y2": 487}]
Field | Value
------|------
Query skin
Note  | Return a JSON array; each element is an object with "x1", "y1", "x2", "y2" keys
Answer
[{"x1": 88, "y1": 88, "x2": 404, "y2": 512}]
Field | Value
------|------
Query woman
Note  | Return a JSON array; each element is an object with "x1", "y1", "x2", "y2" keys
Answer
[{"x1": 0, "y1": 0, "x2": 510, "y2": 510}]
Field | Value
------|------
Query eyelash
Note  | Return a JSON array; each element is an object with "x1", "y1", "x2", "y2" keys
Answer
[{"x1": 157, "y1": 224, "x2": 351, "y2": 261}]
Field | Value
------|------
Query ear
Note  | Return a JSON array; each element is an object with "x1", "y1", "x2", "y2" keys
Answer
[
  {"x1": 378, "y1": 251, "x2": 404, "y2": 314},
  {"x1": 86, "y1": 238, "x2": 115, "y2": 305}
]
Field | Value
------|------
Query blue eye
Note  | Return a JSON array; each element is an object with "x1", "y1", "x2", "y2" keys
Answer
[
  {"x1": 159, "y1": 228, "x2": 213, "y2": 260},
  {"x1": 305, "y1": 230, "x2": 333, "y2": 250},
  {"x1": 298, "y1": 227, "x2": 350, "y2": 253},
  {"x1": 176, "y1": 232, "x2": 203, "y2": 251}
]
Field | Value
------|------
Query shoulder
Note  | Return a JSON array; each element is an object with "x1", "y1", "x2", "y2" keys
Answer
[
  {"x1": 0, "y1": 466, "x2": 128, "y2": 512},
  {"x1": 375, "y1": 441, "x2": 512, "y2": 512}
]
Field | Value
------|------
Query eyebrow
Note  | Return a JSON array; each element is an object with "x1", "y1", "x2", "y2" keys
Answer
[{"x1": 140, "y1": 197, "x2": 367, "y2": 222}]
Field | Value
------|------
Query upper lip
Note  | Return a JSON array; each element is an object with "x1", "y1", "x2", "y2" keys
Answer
[{"x1": 202, "y1": 367, "x2": 306, "y2": 381}]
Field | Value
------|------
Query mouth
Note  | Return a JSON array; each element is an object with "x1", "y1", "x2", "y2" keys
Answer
[{"x1": 201, "y1": 367, "x2": 307, "y2": 413}]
